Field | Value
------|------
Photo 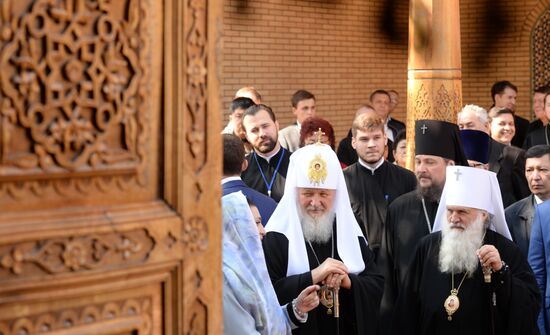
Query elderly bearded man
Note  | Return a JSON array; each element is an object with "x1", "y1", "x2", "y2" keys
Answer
[
  {"x1": 262, "y1": 143, "x2": 384, "y2": 334},
  {"x1": 392, "y1": 166, "x2": 540, "y2": 335}
]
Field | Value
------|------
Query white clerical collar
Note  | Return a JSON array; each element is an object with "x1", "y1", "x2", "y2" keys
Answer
[
  {"x1": 535, "y1": 195, "x2": 544, "y2": 205},
  {"x1": 221, "y1": 176, "x2": 241, "y2": 185},
  {"x1": 255, "y1": 145, "x2": 282, "y2": 163},
  {"x1": 358, "y1": 157, "x2": 384, "y2": 174}
]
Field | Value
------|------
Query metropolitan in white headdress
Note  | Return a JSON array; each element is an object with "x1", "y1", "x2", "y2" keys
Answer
[
  {"x1": 433, "y1": 165, "x2": 512, "y2": 240},
  {"x1": 391, "y1": 165, "x2": 541, "y2": 335}
]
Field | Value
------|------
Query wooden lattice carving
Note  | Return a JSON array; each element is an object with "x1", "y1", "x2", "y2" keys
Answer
[
  {"x1": 533, "y1": 8, "x2": 550, "y2": 89},
  {"x1": 0, "y1": 0, "x2": 151, "y2": 201}
]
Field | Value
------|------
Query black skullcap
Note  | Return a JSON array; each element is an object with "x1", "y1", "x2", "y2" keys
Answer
[
  {"x1": 415, "y1": 120, "x2": 468, "y2": 166},
  {"x1": 460, "y1": 129, "x2": 490, "y2": 164}
]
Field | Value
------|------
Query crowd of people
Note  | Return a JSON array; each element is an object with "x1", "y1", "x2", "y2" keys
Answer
[{"x1": 221, "y1": 81, "x2": 550, "y2": 334}]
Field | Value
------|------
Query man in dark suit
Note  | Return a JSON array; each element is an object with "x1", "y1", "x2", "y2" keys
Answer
[
  {"x1": 526, "y1": 86, "x2": 550, "y2": 134},
  {"x1": 506, "y1": 145, "x2": 550, "y2": 257},
  {"x1": 370, "y1": 89, "x2": 405, "y2": 143},
  {"x1": 222, "y1": 134, "x2": 277, "y2": 226},
  {"x1": 457, "y1": 104, "x2": 530, "y2": 207},
  {"x1": 528, "y1": 199, "x2": 550, "y2": 335},
  {"x1": 525, "y1": 89, "x2": 550, "y2": 149},
  {"x1": 491, "y1": 80, "x2": 530, "y2": 148}
]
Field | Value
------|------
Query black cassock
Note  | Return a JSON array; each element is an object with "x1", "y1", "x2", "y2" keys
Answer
[
  {"x1": 344, "y1": 161, "x2": 416, "y2": 257},
  {"x1": 262, "y1": 222, "x2": 384, "y2": 335},
  {"x1": 241, "y1": 148, "x2": 291, "y2": 203},
  {"x1": 392, "y1": 229, "x2": 540, "y2": 335},
  {"x1": 378, "y1": 191, "x2": 438, "y2": 323}
]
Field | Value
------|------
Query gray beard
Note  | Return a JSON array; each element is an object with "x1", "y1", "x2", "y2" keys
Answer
[
  {"x1": 438, "y1": 214, "x2": 486, "y2": 275},
  {"x1": 416, "y1": 183, "x2": 443, "y2": 203},
  {"x1": 299, "y1": 211, "x2": 335, "y2": 244}
]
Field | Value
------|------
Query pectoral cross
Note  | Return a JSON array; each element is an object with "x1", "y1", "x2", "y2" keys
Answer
[
  {"x1": 454, "y1": 169, "x2": 462, "y2": 181},
  {"x1": 421, "y1": 124, "x2": 428, "y2": 134},
  {"x1": 314, "y1": 128, "x2": 326, "y2": 144}
]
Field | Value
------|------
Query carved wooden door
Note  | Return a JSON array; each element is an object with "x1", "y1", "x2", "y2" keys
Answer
[{"x1": 0, "y1": 0, "x2": 222, "y2": 334}]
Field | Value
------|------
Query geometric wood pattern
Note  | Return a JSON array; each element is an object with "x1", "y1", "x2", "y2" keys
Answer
[
  {"x1": 0, "y1": 0, "x2": 158, "y2": 210},
  {"x1": 405, "y1": 79, "x2": 462, "y2": 168},
  {"x1": 0, "y1": 0, "x2": 223, "y2": 333},
  {"x1": 532, "y1": 8, "x2": 550, "y2": 90}
]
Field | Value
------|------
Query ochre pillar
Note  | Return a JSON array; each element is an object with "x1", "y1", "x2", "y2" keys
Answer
[{"x1": 406, "y1": 0, "x2": 463, "y2": 169}]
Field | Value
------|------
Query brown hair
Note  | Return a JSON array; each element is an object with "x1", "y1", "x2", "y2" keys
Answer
[
  {"x1": 223, "y1": 134, "x2": 246, "y2": 175},
  {"x1": 291, "y1": 89, "x2": 315, "y2": 108},
  {"x1": 351, "y1": 111, "x2": 384, "y2": 137},
  {"x1": 488, "y1": 107, "x2": 514, "y2": 121}
]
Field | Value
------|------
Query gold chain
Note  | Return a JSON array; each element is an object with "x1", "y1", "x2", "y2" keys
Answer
[{"x1": 451, "y1": 271, "x2": 468, "y2": 294}]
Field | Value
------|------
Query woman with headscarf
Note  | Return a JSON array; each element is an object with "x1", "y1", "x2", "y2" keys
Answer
[{"x1": 222, "y1": 192, "x2": 320, "y2": 334}]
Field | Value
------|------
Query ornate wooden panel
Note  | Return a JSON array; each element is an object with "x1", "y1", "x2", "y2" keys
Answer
[
  {"x1": 0, "y1": 0, "x2": 222, "y2": 334},
  {"x1": 532, "y1": 7, "x2": 550, "y2": 90}
]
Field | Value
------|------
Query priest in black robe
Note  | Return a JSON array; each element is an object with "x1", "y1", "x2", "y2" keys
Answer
[
  {"x1": 378, "y1": 120, "x2": 468, "y2": 332},
  {"x1": 241, "y1": 104, "x2": 291, "y2": 202},
  {"x1": 344, "y1": 111, "x2": 416, "y2": 259},
  {"x1": 263, "y1": 142, "x2": 384, "y2": 334},
  {"x1": 392, "y1": 165, "x2": 540, "y2": 335}
]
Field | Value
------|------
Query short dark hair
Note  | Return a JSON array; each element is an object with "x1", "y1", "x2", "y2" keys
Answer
[
  {"x1": 526, "y1": 145, "x2": 550, "y2": 160},
  {"x1": 291, "y1": 90, "x2": 315, "y2": 108},
  {"x1": 369, "y1": 89, "x2": 391, "y2": 102},
  {"x1": 488, "y1": 107, "x2": 514, "y2": 120},
  {"x1": 230, "y1": 97, "x2": 255, "y2": 114},
  {"x1": 242, "y1": 104, "x2": 277, "y2": 128},
  {"x1": 223, "y1": 134, "x2": 245, "y2": 175},
  {"x1": 299, "y1": 117, "x2": 336, "y2": 149},
  {"x1": 491, "y1": 81, "x2": 517, "y2": 103},
  {"x1": 394, "y1": 129, "x2": 406, "y2": 146},
  {"x1": 534, "y1": 85, "x2": 550, "y2": 94}
]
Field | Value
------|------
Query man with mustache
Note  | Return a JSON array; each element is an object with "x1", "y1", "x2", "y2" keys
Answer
[
  {"x1": 378, "y1": 120, "x2": 468, "y2": 332},
  {"x1": 392, "y1": 166, "x2": 540, "y2": 335},
  {"x1": 262, "y1": 143, "x2": 384, "y2": 334},
  {"x1": 241, "y1": 104, "x2": 291, "y2": 202}
]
